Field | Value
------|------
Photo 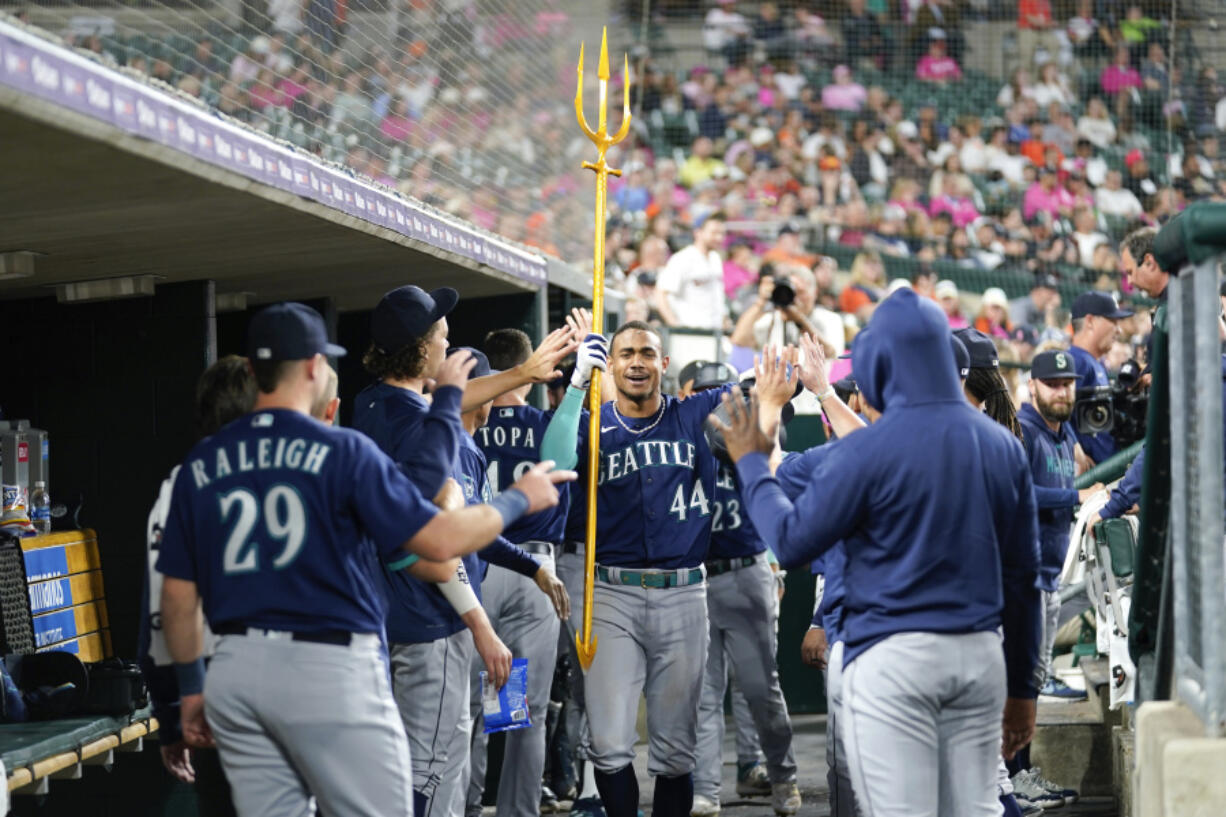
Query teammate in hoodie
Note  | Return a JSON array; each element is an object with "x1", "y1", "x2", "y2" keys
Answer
[{"x1": 714, "y1": 289, "x2": 1042, "y2": 817}]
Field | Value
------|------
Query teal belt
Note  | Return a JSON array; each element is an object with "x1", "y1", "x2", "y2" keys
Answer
[
  {"x1": 704, "y1": 556, "x2": 758, "y2": 577},
  {"x1": 596, "y1": 566, "x2": 704, "y2": 589}
]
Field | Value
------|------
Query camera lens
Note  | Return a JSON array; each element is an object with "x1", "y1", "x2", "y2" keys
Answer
[{"x1": 770, "y1": 277, "x2": 795, "y2": 307}]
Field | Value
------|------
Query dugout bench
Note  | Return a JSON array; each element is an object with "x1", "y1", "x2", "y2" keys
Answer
[{"x1": 0, "y1": 530, "x2": 156, "y2": 802}]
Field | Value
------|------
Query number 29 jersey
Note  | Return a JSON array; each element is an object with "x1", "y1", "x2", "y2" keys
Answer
[
  {"x1": 156, "y1": 409, "x2": 439, "y2": 635},
  {"x1": 475, "y1": 405, "x2": 569, "y2": 545}
]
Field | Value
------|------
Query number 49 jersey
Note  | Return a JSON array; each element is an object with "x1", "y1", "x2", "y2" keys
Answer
[
  {"x1": 576, "y1": 388, "x2": 729, "y2": 570},
  {"x1": 156, "y1": 409, "x2": 439, "y2": 635},
  {"x1": 474, "y1": 405, "x2": 569, "y2": 545}
]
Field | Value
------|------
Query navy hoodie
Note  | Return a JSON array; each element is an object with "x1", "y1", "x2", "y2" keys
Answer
[
  {"x1": 1017, "y1": 401, "x2": 1078, "y2": 591},
  {"x1": 736, "y1": 289, "x2": 1043, "y2": 699}
]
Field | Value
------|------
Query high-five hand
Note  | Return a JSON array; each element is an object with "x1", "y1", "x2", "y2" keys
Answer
[{"x1": 708, "y1": 387, "x2": 775, "y2": 464}]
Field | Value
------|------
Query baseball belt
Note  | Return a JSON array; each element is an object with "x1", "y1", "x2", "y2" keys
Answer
[
  {"x1": 703, "y1": 555, "x2": 759, "y2": 577},
  {"x1": 561, "y1": 541, "x2": 583, "y2": 555},
  {"x1": 215, "y1": 622, "x2": 356, "y2": 647},
  {"x1": 595, "y1": 564, "x2": 705, "y2": 589},
  {"x1": 518, "y1": 541, "x2": 555, "y2": 558}
]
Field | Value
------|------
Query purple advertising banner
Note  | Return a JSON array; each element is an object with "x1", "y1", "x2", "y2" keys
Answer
[{"x1": 0, "y1": 21, "x2": 547, "y2": 288}]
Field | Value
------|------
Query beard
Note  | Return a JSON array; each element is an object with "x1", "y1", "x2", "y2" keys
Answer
[{"x1": 1035, "y1": 391, "x2": 1073, "y2": 423}]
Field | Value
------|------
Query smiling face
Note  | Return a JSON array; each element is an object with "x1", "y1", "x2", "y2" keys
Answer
[{"x1": 610, "y1": 327, "x2": 668, "y2": 406}]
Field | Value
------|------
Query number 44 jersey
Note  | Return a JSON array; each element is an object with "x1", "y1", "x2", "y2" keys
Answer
[{"x1": 156, "y1": 409, "x2": 439, "y2": 634}]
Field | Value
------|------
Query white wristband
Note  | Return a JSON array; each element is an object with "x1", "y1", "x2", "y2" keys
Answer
[
  {"x1": 816, "y1": 386, "x2": 836, "y2": 402},
  {"x1": 438, "y1": 562, "x2": 480, "y2": 616}
]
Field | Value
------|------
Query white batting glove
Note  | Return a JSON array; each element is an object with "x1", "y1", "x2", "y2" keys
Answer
[{"x1": 571, "y1": 333, "x2": 609, "y2": 390}]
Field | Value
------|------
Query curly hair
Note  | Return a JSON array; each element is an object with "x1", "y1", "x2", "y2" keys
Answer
[{"x1": 361, "y1": 325, "x2": 437, "y2": 380}]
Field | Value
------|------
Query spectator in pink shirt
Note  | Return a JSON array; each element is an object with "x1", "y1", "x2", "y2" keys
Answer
[
  {"x1": 916, "y1": 30, "x2": 962, "y2": 83},
  {"x1": 821, "y1": 65, "x2": 867, "y2": 112},
  {"x1": 723, "y1": 242, "x2": 757, "y2": 299},
  {"x1": 928, "y1": 174, "x2": 981, "y2": 228},
  {"x1": 380, "y1": 97, "x2": 414, "y2": 142},
  {"x1": 248, "y1": 68, "x2": 283, "y2": 111},
  {"x1": 1023, "y1": 168, "x2": 1075, "y2": 221},
  {"x1": 1100, "y1": 46, "x2": 1142, "y2": 95}
]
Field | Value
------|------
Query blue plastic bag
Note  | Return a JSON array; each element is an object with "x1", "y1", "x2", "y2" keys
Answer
[{"x1": 481, "y1": 657, "x2": 531, "y2": 734}]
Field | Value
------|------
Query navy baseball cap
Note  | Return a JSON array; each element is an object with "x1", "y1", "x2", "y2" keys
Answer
[
  {"x1": 1071, "y1": 291, "x2": 1133, "y2": 321},
  {"x1": 247, "y1": 302, "x2": 346, "y2": 361},
  {"x1": 950, "y1": 333, "x2": 970, "y2": 379},
  {"x1": 446, "y1": 346, "x2": 491, "y2": 378},
  {"x1": 1030, "y1": 349, "x2": 1079, "y2": 381},
  {"x1": 692, "y1": 361, "x2": 739, "y2": 390},
  {"x1": 371, "y1": 285, "x2": 459, "y2": 353},
  {"x1": 953, "y1": 327, "x2": 999, "y2": 369},
  {"x1": 1011, "y1": 325, "x2": 1039, "y2": 347},
  {"x1": 833, "y1": 374, "x2": 858, "y2": 394}
]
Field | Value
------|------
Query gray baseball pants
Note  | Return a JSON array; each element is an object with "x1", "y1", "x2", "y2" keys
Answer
[
  {"x1": 392, "y1": 630, "x2": 474, "y2": 817},
  {"x1": 694, "y1": 556, "x2": 796, "y2": 800},
  {"x1": 467, "y1": 557, "x2": 560, "y2": 817},
  {"x1": 1035, "y1": 589, "x2": 1061, "y2": 689},
  {"x1": 841, "y1": 630, "x2": 1006, "y2": 817},
  {"x1": 584, "y1": 577, "x2": 708, "y2": 777},
  {"x1": 824, "y1": 639, "x2": 859, "y2": 817},
  {"x1": 730, "y1": 681, "x2": 763, "y2": 769},
  {"x1": 205, "y1": 630, "x2": 412, "y2": 817}
]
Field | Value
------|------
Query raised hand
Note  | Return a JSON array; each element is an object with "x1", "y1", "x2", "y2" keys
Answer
[
  {"x1": 436, "y1": 349, "x2": 477, "y2": 390},
  {"x1": 517, "y1": 327, "x2": 579, "y2": 384},
  {"x1": 797, "y1": 333, "x2": 831, "y2": 396},
  {"x1": 708, "y1": 387, "x2": 775, "y2": 464},
  {"x1": 566, "y1": 307, "x2": 595, "y2": 340},
  {"x1": 571, "y1": 333, "x2": 609, "y2": 390},
  {"x1": 753, "y1": 344, "x2": 800, "y2": 411}
]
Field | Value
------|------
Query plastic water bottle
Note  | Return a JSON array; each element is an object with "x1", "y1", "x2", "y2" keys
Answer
[{"x1": 30, "y1": 481, "x2": 50, "y2": 534}]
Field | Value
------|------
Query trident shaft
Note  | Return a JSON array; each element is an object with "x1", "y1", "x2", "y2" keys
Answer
[{"x1": 574, "y1": 26, "x2": 631, "y2": 671}]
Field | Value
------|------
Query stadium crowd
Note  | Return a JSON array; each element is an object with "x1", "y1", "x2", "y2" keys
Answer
[{"x1": 46, "y1": 0, "x2": 1226, "y2": 294}]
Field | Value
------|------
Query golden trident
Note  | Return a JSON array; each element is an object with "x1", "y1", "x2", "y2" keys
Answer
[{"x1": 574, "y1": 26, "x2": 631, "y2": 671}]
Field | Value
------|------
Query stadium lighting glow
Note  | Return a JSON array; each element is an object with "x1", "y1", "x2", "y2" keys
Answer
[{"x1": 0, "y1": 251, "x2": 41, "y2": 281}]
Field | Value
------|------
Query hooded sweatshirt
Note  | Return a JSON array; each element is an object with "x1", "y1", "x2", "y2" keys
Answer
[
  {"x1": 1017, "y1": 401, "x2": 1078, "y2": 591},
  {"x1": 737, "y1": 289, "x2": 1043, "y2": 698}
]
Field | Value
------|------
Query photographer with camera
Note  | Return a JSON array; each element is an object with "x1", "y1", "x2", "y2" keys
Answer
[
  {"x1": 1068, "y1": 291, "x2": 1134, "y2": 465},
  {"x1": 730, "y1": 264, "x2": 842, "y2": 361}
]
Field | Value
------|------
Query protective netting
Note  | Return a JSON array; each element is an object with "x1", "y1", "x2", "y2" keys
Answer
[
  {"x1": 6, "y1": 0, "x2": 607, "y2": 263},
  {"x1": 591, "y1": 0, "x2": 1225, "y2": 374}
]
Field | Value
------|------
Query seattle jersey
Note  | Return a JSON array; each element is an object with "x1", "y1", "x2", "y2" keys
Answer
[
  {"x1": 576, "y1": 389, "x2": 728, "y2": 569},
  {"x1": 156, "y1": 409, "x2": 438, "y2": 635},
  {"x1": 476, "y1": 405, "x2": 570, "y2": 544},
  {"x1": 707, "y1": 463, "x2": 765, "y2": 560}
]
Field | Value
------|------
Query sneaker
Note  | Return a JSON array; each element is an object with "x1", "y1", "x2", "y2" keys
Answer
[
  {"x1": 690, "y1": 794, "x2": 720, "y2": 817},
  {"x1": 1015, "y1": 796, "x2": 1046, "y2": 817},
  {"x1": 735, "y1": 762, "x2": 771, "y2": 796},
  {"x1": 770, "y1": 783, "x2": 801, "y2": 816},
  {"x1": 571, "y1": 797, "x2": 607, "y2": 817},
  {"x1": 1028, "y1": 767, "x2": 1079, "y2": 806},
  {"x1": 541, "y1": 786, "x2": 560, "y2": 814},
  {"x1": 1038, "y1": 677, "x2": 1087, "y2": 701},
  {"x1": 1011, "y1": 769, "x2": 1065, "y2": 810}
]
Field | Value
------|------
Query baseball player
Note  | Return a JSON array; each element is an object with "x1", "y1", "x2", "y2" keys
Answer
[
  {"x1": 142, "y1": 355, "x2": 255, "y2": 817},
  {"x1": 157, "y1": 302, "x2": 573, "y2": 817},
  {"x1": 466, "y1": 330, "x2": 573, "y2": 817},
  {"x1": 540, "y1": 317, "x2": 792, "y2": 817},
  {"x1": 353, "y1": 287, "x2": 571, "y2": 817},
  {"x1": 676, "y1": 360, "x2": 800, "y2": 817},
  {"x1": 714, "y1": 289, "x2": 1043, "y2": 817}
]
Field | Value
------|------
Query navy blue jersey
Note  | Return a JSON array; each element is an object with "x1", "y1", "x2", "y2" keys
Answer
[
  {"x1": 476, "y1": 405, "x2": 570, "y2": 544},
  {"x1": 353, "y1": 383, "x2": 467, "y2": 643},
  {"x1": 575, "y1": 389, "x2": 728, "y2": 569},
  {"x1": 457, "y1": 432, "x2": 541, "y2": 582},
  {"x1": 1018, "y1": 402, "x2": 1078, "y2": 592},
  {"x1": 707, "y1": 463, "x2": 766, "y2": 560},
  {"x1": 156, "y1": 409, "x2": 437, "y2": 635}
]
